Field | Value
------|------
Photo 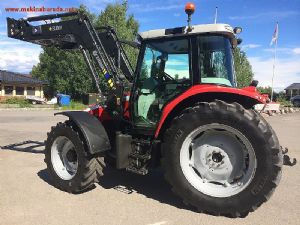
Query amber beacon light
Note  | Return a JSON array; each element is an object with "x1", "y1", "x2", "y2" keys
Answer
[
  {"x1": 185, "y1": 2, "x2": 195, "y2": 15},
  {"x1": 185, "y1": 3, "x2": 195, "y2": 32}
]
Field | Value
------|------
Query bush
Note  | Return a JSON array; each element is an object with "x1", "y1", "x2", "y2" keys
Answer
[
  {"x1": 276, "y1": 92, "x2": 292, "y2": 107},
  {"x1": 2, "y1": 97, "x2": 31, "y2": 107},
  {"x1": 277, "y1": 97, "x2": 292, "y2": 107}
]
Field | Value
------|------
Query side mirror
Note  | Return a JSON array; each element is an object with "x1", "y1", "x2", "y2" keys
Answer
[
  {"x1": 250, "y1": 80, "x2": 258, "y2": 87},
  {"x1": 233, "y1": 27, "x2": 243, "y2": 34}
]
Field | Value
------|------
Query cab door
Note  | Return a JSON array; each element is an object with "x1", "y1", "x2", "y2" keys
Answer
[{"x1": 131, "y1": 37, "x2": 195, "y2": 131}]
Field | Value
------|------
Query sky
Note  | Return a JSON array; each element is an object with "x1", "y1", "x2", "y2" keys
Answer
[{"x1": 0, "y1": 0, "x2": 299, "y2": 91}]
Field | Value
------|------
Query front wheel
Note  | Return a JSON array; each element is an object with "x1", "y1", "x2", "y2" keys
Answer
[
  {"x1": 45, "y1": 122, "x2": 105, "y2": 193},
  {"x1": 161, "y1": 101, "x2": 282, "y2": 217}
]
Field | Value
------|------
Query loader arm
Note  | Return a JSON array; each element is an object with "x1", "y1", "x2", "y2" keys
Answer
[{"x1": 7, "y1": 12, "x2": 134, "y2": 98}]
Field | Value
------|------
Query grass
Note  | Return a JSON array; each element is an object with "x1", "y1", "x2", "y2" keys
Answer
[
  {"x1": 0, "y1": 97, "x2": 32, "y2": 108},
  {"x1": 60, "y1": 100, "x2": 87, "y2": 110}
]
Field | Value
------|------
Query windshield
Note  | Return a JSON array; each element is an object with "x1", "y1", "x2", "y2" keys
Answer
[{"x1": 198, "y1": 36, "x2": 235, "y2": 87}]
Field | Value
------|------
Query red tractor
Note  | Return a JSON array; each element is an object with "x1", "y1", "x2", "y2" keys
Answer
[{"x1": 7, "y1": 3, "x2": 282, "y2": 217}]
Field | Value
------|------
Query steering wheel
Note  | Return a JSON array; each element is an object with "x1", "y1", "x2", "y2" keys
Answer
[{"x1": 160, "y1": 72, "x2": 176, "y2": 82}]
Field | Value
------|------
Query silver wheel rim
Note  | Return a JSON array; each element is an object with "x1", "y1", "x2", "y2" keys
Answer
[
  {"x1": 51, "y1": 136, "x2": 78, "y2": 180},
  {"x1": 180, "y1": 123, "x2": 257, "y2": 198}
]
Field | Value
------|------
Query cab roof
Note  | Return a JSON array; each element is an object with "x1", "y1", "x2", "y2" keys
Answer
[{"x1": 139, "y1": 24, "x2": 235, "y2": 40}]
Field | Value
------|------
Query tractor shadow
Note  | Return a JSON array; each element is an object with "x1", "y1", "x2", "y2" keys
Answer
[
  {"x1": 0, "y1": 140, "x2": 44, "y2": 154},
  {"x1": 0, "y1": 140, "x2": 191, "y2": 210},
  {"x1": 37, "y1": 166, "x2": 194, "y2": 212},
  {"x1": 98, "y1": 167, "x2": 195, "y2": 212}
]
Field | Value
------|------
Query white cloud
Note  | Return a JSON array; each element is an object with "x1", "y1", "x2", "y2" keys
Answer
[
  {"x1": 130, "y1": 3, "x2": 181, "y2": 13},
  {"x1": 165, "y1": 68, "x2": 189, "y2": 79},
  {"x1": 241, "y1": 44, "x2": 261, "y2": 50},
  {"x1": 77, "y1": 0, "x2": 114, "y2": 11},
  {"x1": 0, "y1": 40, "x2": 25, "y2": 45},
  {"x1": 293, "y1": 48, "x2": 300, "y2": 55},
  {"x1": 166, "y1": 59, "x2": 188, "y2": 66},
  {"x1": 174, "y1": 13, "x2": 181, "y2": 17},
  {"x1": 249, "y1": 56, "x2": 300, "y2": 91},
  {"x1": 25, "y1": 11, "x2": 43, "y2": 18},
  {"x1": 263, "y1": 47, "x2": 291, "y2": 53},
  {"x1": 264, "y1": 47, "x2": 300, "y2": 56},
  {"x1": 0, "y1": 0, "x2": 51, "y2": 8},
  {"x1": 229, "y1": 11, "x2": 299, "y2": 20},
  {"x1": 0, "y1": 38, "x2": 41, "y2": 73}
]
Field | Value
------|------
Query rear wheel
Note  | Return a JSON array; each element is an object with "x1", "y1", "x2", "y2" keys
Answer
[
  {"x1": 161, "y1": 101, "x2": 282, "y2": 217},
  {"x1": 45, "y1": 122, "x2": 105, "y2": 193}
]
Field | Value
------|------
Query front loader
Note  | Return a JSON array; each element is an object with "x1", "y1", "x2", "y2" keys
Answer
[{"x1": 7, "y1": 3, "x2": 283, "y2": 217}]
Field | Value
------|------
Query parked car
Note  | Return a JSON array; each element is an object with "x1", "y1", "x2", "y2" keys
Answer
[
  {"x1": 25, "y1": 95, "x2": 46, "y2": 104},
  {"x1": 291, "y1": 95, "x2": 300, "y2": 107}
]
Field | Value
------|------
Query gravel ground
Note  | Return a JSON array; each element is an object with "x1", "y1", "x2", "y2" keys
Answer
[{"x1": 0, "y1": 110, "x2": 299, "y2": 225}]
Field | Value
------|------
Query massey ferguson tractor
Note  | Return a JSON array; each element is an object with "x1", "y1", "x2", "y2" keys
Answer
[{"x1": 7, "y1": 3, "x2": 283, "y2": 217}]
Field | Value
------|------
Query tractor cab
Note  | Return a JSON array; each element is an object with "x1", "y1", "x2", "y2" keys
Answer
[{"x1": 133, "y1": 23, "x2": 239, "y2": 127}]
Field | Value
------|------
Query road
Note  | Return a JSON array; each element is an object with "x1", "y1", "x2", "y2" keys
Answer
[{"x1": 0, "y1": 110, "x2": 299, "y2": 225}]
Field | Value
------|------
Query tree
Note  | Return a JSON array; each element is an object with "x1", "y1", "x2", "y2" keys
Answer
[
  {"x1": 233, "y1": 47, "x2": 254, "y2": 88},
  {"x1": 257, "y1": 86, "x2": 285, "y2": 101},
  {"x1": 31, "y1": 2, "x2": 139, "y2": 99},
  {"x1": 31, "y1": 47, "x2": 94, "y2": 99},
  {"x1": 95, "y1": 1, "x2": 139, "y2": 67},
  {"x1": 257, "y1": 86, "x2": 272, "y2": 96}
]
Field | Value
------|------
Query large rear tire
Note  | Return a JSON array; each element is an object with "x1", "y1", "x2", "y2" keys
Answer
[
  {"x1": 161, "y1": 101, "x2": 282, "y2": 217},
  {"x1": 45, "y1": 122, "x2": 105, "y2": 193}
]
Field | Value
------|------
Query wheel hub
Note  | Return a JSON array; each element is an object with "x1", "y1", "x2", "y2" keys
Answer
[
  {"x1": 66, "y1": 149, "x2": 77, "y2": 162},
  {"x1": 205, "y1": 149, "x2": 225, "y2": 169},
  {"x1": 51, "y1": 136, "x2": 78, "y2": 180},
  {"x1": 212, "y1": 152, "x2": 223, "y2": 163},
  {"x1": 180, "y1": 124, "x2": 257, "y2": 197}
]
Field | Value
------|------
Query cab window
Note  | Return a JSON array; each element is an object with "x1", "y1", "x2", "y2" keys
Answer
[
  {"x1": 134, "y1": 38, "x2": 191, "y2": 127},
  {"x1": 198, "y1": 36, "x2": 235, "y2": 86}
]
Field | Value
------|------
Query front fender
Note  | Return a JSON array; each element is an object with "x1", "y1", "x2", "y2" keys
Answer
[
  {"x1": 55, "y1": 111, "x2": 111, "y2": 154},
  {"x1": 154, "y1": 84, "x2": 267, "y2": 138}
]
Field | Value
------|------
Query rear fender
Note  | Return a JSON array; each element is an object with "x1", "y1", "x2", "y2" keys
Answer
[
  {"x1": 55, "y1": 111, "x2": 111, "y2": 154},
  {"x1": 155, "y1": 85, "x2": 267, "y2": 138}
]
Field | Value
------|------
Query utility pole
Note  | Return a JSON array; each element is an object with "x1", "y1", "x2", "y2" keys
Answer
[
  {"x1": 270, "y1": 22, "x2": 279, "y2": 102},
  {"x1": 214, "y1": 7, "x2": 218, "y2": 24}
]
